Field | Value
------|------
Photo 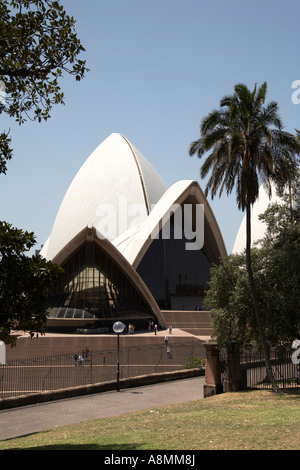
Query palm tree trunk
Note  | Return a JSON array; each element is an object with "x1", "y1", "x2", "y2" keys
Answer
[
  {"x1": 288, "y1": 181, "x2": 294, "y2": 223},
  {"x1": 245, "y1": 203, "x2": 279, "y2": 393}
]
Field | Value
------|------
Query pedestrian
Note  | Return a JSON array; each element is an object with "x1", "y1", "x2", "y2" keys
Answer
[
  {"x1": 74, "y1": 353, "x2": 78, "y2": 366},
  {"x1": 169, "y1": 324, "x2": 173, "y2": 334},
  {"x1": 154, "y1": 324, "x2": 157, "y2": 335},
  {"x1": 85, "y1": 347, "x2": 89, "y2": 358},
  {"x1": 167, "y1": 346, "x2": 171, "y2": 358},
  {"x1": 164, "y1": 334, "x2": 168, "y2": 345},
  {"x1": 78, "y1": 353, "x2": 83, "y2": 366}
]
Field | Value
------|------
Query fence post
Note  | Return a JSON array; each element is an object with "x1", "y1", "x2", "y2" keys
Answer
[
  {"x1": 203, "y1": 340, "x2": 222, "y2": 398},
  {"x1": 0, "y1": 341, "x2": 5, "y2": 365},
  {"x1": 223, "y1": 340, "x2": 242, "y2": 392}
]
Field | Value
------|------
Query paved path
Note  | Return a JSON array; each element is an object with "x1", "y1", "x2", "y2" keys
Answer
[{"x1": 0, "y1": 377, "x2": 205, "y2": 441}]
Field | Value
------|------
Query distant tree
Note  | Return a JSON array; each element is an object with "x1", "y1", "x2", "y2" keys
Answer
[
  {"x1": 190, "y1": 82, "x2": 300, "y2": 392},
  {"x1": 0, "y1": 0, "x2": 88, "y2": 342},
  {"x1": 204, "y1": 253, "x2": 255, "y2": 350},
  {"x1": 205, "y1": 191, "x2": 300, "y2": 352},
  {"x1": 257, "y1": 184, "x2": 300, "y2": 344}
]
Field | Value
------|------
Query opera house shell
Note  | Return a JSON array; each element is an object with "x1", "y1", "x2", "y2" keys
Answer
[{"x1": 41, "y1": 133, "x2": 227, "y2": 331}]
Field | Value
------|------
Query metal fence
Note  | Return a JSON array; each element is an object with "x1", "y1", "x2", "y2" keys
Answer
[
  {"x1": 220, "y1": 347, "x2": 300, "y2": 390},
  {"x1": 240, "y1": 348, "x2": 300, "y2": 390},
  {"x1": 0, "y1": 341, "x2": 204, "y2": 400}
]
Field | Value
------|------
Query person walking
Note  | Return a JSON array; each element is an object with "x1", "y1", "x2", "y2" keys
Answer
[{"x1": 78, "y1": 353, "x2": 83, "y2": 366}]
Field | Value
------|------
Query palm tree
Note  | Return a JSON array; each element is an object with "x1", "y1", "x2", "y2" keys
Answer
[{"x1": 190, "y1": 82, "x2": 300, "y2": 393}]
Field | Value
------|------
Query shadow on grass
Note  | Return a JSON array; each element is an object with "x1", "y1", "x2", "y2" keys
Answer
[
  {"x1": 277, "y1": 389, "x2": 300, "y2": 401},
  {"x1": 259, "y1": 388, "x2": 300, "y2": 399},
  {"x1": 4, "y1": 442, "x2": 147, "y2": 451}
]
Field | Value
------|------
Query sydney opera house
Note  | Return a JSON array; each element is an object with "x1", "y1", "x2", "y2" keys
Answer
[{"x1": 40, "y1": 133, "x2": 227, "y2": 331}]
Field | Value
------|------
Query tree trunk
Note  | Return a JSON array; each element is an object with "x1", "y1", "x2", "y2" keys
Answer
[{"x1": 245, "y1": 203, "x2": 279, "y2": 393}]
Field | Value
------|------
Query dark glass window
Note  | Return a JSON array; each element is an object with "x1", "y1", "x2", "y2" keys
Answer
[
  {"x1": 137, "y1": 212, "x2": 211, "y2": 310},
  {"x1": 48, "y1": 242, "x2": 153, "y2": 323}
]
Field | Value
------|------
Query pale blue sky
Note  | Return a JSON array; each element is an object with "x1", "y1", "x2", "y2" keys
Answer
[{"x1": 0, "y1": 0, "x2": 299, "y2": 254}]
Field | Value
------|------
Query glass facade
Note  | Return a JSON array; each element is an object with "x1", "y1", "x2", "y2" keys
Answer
[
  {"x1": 137, "y1": 214, "x2": 212, "y2": 310},
  {"x1": 47, "y1": 242, "x2": 153, "y2": 324}
]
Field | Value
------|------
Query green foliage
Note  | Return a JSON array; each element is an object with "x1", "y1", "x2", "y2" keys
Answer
[
  {"x1": 0, "y1": 131, "x2": 13, "y2": 174},
  {"x1": 0, "y1": 1, "x2": 87, "y2": 342},
  {"x1": 205, "y1": 254, "x2": 258, "y2": 350},
  {"x1": 183, "y1": 354, "x2": 206, "y2": 369},
  {"x1": 189, "y1": 82, "x2": 300, "y2": 210},
  {"x1": 0, "y1": 0, "x2": 89, "y2": 171},
  {"x1": 205, "y1": 195, "x2": 300, "y2": 350},
  {"x1": 0, "y1": 221, "x2": 63, "y2": 345},
  {"x1": 190, "y1": 81, "x2": 300, "y2": 391}
]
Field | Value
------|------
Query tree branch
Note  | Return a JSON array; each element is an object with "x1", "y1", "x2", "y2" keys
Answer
[{"x1": 0, "y1": 67, "x2": 51, "y2": 78}]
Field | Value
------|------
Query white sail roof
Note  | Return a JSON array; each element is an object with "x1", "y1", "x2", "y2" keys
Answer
[
  {"x1": 41, "y1": 133, "x2": 227, "y2": 266},
  {"x1": 41, "y1": 133, "x2": 167, "y2": 260}
]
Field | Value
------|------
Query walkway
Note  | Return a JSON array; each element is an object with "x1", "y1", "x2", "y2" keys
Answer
[{"x1": 0, "y1": 376, "x2": 205, "y2": 441}]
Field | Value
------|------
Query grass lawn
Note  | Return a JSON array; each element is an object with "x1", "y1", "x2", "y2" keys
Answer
[{"x1": 0, "y1": 389, "x2": 299, "y2": 450}]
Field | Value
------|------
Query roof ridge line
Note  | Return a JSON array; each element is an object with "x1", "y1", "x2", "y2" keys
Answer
[{"x1": 119, "y1": 134, "x2": 150, "y2": 215}]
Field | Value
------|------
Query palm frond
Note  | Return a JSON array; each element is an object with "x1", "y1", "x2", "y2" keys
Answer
[
  {"x1": 254, "y1": 81, "x2": 267, "y2": 105},
  {"x1": 189, "y1": 81, "x2": 299, "y2": 211},
  {"x1": 201, "y1": 109, "x2": 223, "y2": 134},
  {"x1": 189, "y1": 139, "x2": 204, "y2": 157}
]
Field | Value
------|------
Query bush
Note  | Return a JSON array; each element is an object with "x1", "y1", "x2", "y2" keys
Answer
[{"x1": 184, "y1": 355, "x2": 206, "y2": 369}]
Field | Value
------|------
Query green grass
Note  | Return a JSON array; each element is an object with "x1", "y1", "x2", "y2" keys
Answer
[{"x1": 0, "y1": 389, "x2": 299, "y2": 450}]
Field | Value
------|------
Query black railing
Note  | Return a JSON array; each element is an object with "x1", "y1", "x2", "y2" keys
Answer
[
  {"x1": 240, "y1": 348, "x2": 300, "y2": 390},
  {"x1": 219, "y1": 347, "x2": 300, "y2": 391},
  {"x1": 0, "y1": 341, "x2": 204, "y2": 400}
]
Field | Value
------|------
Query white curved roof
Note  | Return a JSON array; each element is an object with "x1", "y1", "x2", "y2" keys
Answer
[
  {"x1": 232, "y1": 183, "x2": 283, "y2": 254},
  {"x1": 41, "y1": 133, "x2": 227, "y2": 267},
  {"x1": 41, "y1": 133, "x2": 167, "y2": 260},
  {"x1": 113, "y1": 179, "x2": 227, "y2": 267}
]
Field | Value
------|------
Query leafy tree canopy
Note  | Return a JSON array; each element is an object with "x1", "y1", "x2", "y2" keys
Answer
[
  {"x1": 205, "y1": 187, "x2": 300, "y2": 351},
  {"x1": 0, "y1": 0, "x2": 88, "y2": 172},
  {"x1": 0, "y1": 222, "x2": 62, "y2": 345},
  {"x1": 0, "y1": 1, "x2": 87, "y2": 343}
]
